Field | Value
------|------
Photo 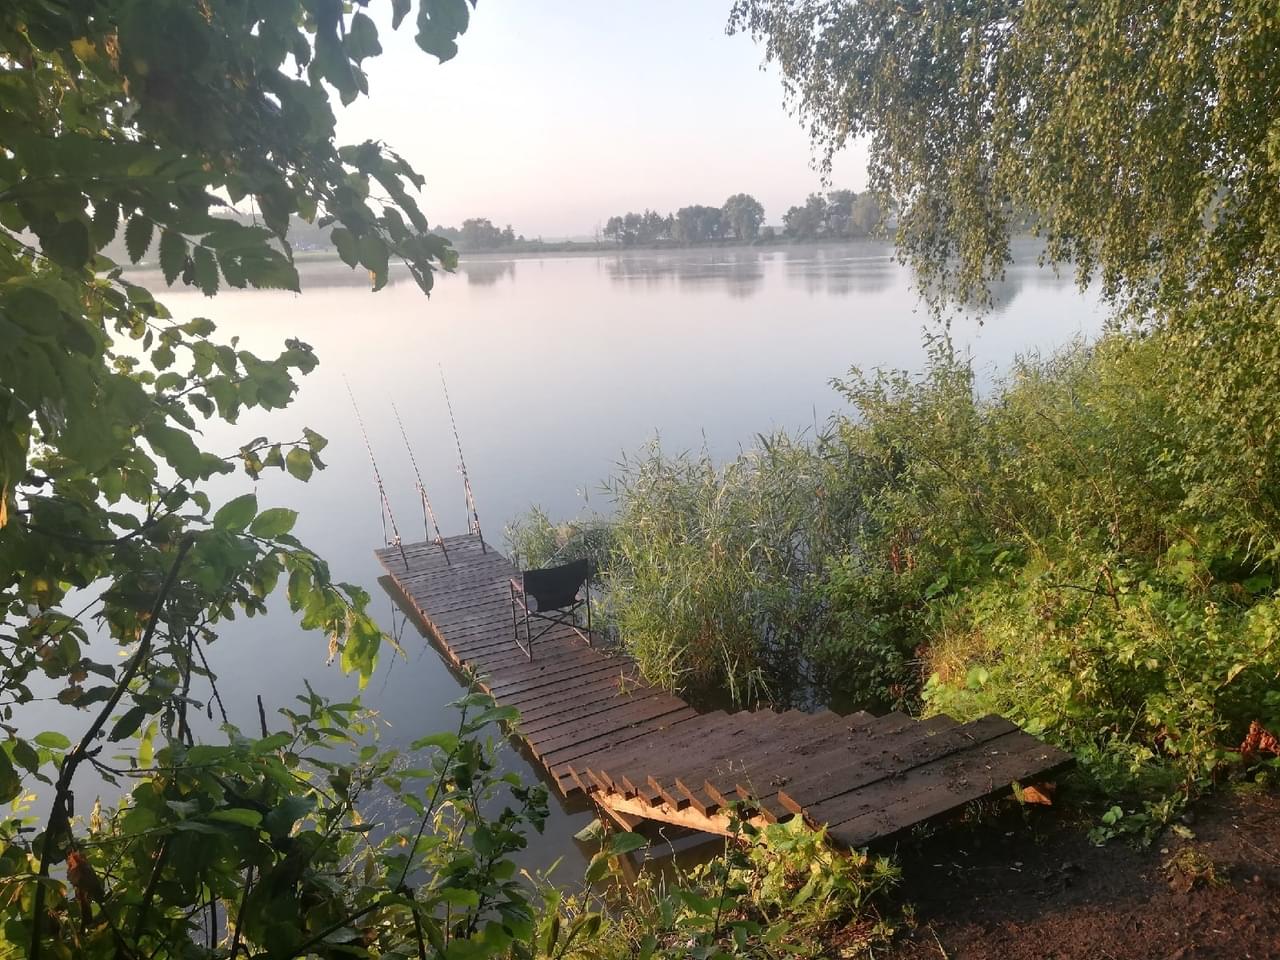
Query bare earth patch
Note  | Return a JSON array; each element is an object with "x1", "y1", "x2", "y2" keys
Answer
[{"x1": 881, "y1": 787, "x2": 1280, "y2": 960}]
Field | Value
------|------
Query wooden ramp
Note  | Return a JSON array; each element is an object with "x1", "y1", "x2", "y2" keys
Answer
[{"x1": 377, "y1": 535, "x2": 1072, "y2": 849}]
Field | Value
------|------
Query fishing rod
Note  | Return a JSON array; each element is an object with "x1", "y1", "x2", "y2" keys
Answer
[
  {"x1": 438, "y1": 364, "x2": 485, "y2": 552},
  {"x1": 391, "y1": 399, "x2": 449, "y2": 565},
  {"x1": 344, "y1": 375, "x2": 407, "y2": 565}
]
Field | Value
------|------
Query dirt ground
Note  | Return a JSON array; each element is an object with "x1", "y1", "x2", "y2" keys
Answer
[{"x1": 882, "y1": 785, "x2": 1280, "y2": 960}]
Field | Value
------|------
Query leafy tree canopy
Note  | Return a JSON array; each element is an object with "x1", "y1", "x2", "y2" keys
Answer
[
  {"x1": 0, "y1": 1, "x2": 524, "y2": 957},
  {"x1": 721, "y1": 193, "x2": 765, "y2": 241},
  {"x1": 673, "y1": 204, "x2": 725, "y2": 244},
  {"x1": 729, "y1": 0, "x2": 1280, "y2": 317},
  {"x1": 731, "y1": 0, "x2": 1280, "y2": 559}
]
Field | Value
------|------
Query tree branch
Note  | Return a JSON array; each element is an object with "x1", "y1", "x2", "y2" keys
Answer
[
  {"x1": 228, "y1": 865, "x2": 254, "y2": 959},
  {"x1": 29, "y1": 535, "x2": 194, "y2": 960},
  {"x1": 131, "y1": 838, "x2": 170, "y2": 942}
]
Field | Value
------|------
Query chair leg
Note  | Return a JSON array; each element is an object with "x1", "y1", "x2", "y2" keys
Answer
[{"x1": 510, "y1": 582, "x2": 520, "y2": 653}]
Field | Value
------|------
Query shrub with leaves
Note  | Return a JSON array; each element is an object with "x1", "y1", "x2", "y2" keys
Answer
[
  {"x1": 5, "y1": 685, "x2": 553, "y2": 958},
  {"x1": 522, "y1": 328, "x2": 1280, "y2": 821},
  {"x1": 596, "y1": 437, "x2": 834, "y2": 703},
  {"x1": 580, "y1": 817, "x2": 900, "y2": 960},
  {"x1": 0, "y1": 0, "x2": 608, "y2": 955}
]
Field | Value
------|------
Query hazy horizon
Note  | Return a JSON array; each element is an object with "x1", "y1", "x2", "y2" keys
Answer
[{"x1": 336, "y1": 2, "x2": 869, "y2": 239}]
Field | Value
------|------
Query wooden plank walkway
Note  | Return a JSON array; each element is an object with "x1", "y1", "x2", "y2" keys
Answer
[{"x1": 377, "y1": 534, "x2": 1072, "y2": 848}]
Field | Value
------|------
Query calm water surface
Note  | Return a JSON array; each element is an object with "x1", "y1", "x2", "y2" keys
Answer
[{"x1": 61, "y1": 243, "x2": 1108, "y2": 875}]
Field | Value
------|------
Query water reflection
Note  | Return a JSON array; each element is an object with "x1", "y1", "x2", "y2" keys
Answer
[
  {"x1": 115, "y1": 242, "x2": 1105, "y2": 880},
  {"x1": 458, "y1": 258, "x2": 516, "y2": 287},
  {"x1": 782, "y1": 244, "x2": 896, "y2": 297},
  {"x1": 270, "y1": 241, "x2": 1071, "y2": 311},
  {"x1": 601, "y1": 250, "x2": 764, "y2": 299},
  {"x1": 597, "y1": 244, "x2": 910, "y2": 300}
]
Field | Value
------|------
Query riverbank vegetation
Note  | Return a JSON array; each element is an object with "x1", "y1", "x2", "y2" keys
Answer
[
  {"x1": 600, "y1": 189, "x2": 884, "y2": 247},
  {"x1": 8, "y1": 0, "x2": 1280, "y2": 955},
  {"x1": 507, "y1": 0, "x2": 1280, "y2": 838},
  {"x1": 511, "y1": 329, "x2": 1280, "y2": 822},
  {"x1": 0, "y1": 0, "x2": 900, "y2": 956}
]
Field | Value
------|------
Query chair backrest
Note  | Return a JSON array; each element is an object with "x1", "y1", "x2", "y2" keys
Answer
[{"x1": 522, "y1": 558, "x2": 589, "y2": 612}]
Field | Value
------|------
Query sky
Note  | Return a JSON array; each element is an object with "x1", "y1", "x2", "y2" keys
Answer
[{"x1": 339, "y1": 1, "x2": 869, "y2": 239}]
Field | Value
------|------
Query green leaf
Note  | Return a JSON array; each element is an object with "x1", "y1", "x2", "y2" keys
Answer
[
  {"x1": 251, "y1": 732, "x2": 292, "y2": 753},
  {"x1": 166, "y1": 799, "x2": 201, "y2": 817},
  {"x1": 138, "y1": 720, "x2": 156, "y2": 767},
  {"x1": 145, "y1": 423, "x2": 206, "y2": 480},
  {"x1": 152, "y1": 343, "x2": 175, "y2": 369},
  {"x1": 346, "y1": 12, "x2": 382, "y2": 62},
  {"x1": 207, "y1": 808, "x2": 263, "y2": 828},
  {"x1": 33, "y1": 731, "x2": 71, "y2": 750},
  {"x1": 436, "y1": 887, "x2": 480, "y2": 908},
  {"x1": 302, "y1": 427, "x2": 329, "y2": 452},
  {"x1": 249, "y1": 507, "x2": 298, "y2": 538},
  {"x1": 125, "y1": 214, "x2": 153, "y2": 263},
  {"x1": 192, "y1": 245, "x2": 219, "y2": 296},
  {"x1": 608, "y1": 832, "x2": 648, "y2": 856},
  {"x1": 584, "y1": 851, "x2": 611, "y2": 884},
  {"x1": 466, "y1": 705, "x2": 520, "y2": 730},
  {"x1": 12, "y1": 739, "x2": 41, "y2": 775},
  {"x1": 357, "y1": 233, "x2": 390, "y2": 289},
  {"x1": 91, "y1": 199, "x2": 120, "y2": 247},
  {"x1": 109, "y1": 704, "x2": 148, "y2": 742},
  {"x1": 330, "y1": 227, "x2": 358, "y2": 267},
  {"x1": 159, "y1": 230, "x2": 187, "y2": 285},
  {"x1": 672, "y1": 889, "x2": 717, "y2": 916},
  {"x1": 213, "y1": 493, "x2": 258, "y2": 532},
  {"x1": 264, "y1": 794, "x2": 318, "y2": 836},
  {"x1": 570, "y1": 914, "x2": 602, "y2": 942},
  {"x1": 965, "y1": 665, "x2": 990, "y2": 690},
  {"x1": 0, "y1": 751, "x2": 20, "y2": 804},
  {"x1": 46, "y1": 219, "x2": 92, "y2": 269},
  {"x1": 416, "y1": 0, "x2": 471, "y2": 62},
  {"x1": 542, "y1": 914, "x2": 561, "y2": 956},
  {"x1": 285, "y1": 447, "x2": 314, "y2": 481},
  {"x1": 410, "y1": 732, "x2": 459, "y2": 752},
  {"x1": 173, "y1": 820, "x2": 226, "y2": 834},
  {"x1": 391, "y1": 0, "x2": 411, "y2": 29}
]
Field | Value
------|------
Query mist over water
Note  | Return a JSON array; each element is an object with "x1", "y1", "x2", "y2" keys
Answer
[{"x1": 53, "y1": 242, "x2": 1102, "y2": 873}]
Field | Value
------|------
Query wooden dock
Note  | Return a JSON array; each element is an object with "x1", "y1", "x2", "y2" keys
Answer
[{"x1": 377, "y1": 534, "x2": 1072, "y2": 849}]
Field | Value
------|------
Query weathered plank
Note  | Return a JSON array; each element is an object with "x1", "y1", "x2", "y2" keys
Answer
[
  {"x1": 800, "y1": 724, "x2": 1057, "y2": 830},
  {"x1": 826, "y1": 734, "x2": 1074, "y2": 848},
  {"x1": 521, "y1": 689, "x2": 681, "y2": 738},
  {"x1": 548, "y1": 709, "x2": 699, "y2": 769},
  {"x1": 596, "y1": 712, "x2": 750, "y2": 797},
  {"x1": 529, "y1": 697, "x2": 698, "y2": 760},
  {"x1": 378, "y1": 534, "x2": 1073, "y2": 846},
  {"x1": 638, "y1": 711, "x2": 815, "y2": 807}
]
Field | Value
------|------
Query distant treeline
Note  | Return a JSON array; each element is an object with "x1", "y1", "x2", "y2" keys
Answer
[
  {"x1": 432, "y1": 218, "x2": 524, "y2": 252},
  {"x1": 435, "y1": 189, "x2": 889, "y2": 253},
  {"x1": 115, "y1": 194, "x2": 888, "y2": 266},
  {"x1": 602, "y1": 190, "x2": 886, "y2": 246}
]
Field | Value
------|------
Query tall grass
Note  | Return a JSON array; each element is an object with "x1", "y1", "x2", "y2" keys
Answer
[
  {"x1": 510, "y1": 331, "x2": 1280, "y2": 804},
  {"x1": 600, "y1": 437, "x2": 828, "y2": 701}
]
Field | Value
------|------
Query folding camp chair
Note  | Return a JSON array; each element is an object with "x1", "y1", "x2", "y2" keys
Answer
[{"x1": 508, "y1": 558, "x2": 593, "y2": 660}]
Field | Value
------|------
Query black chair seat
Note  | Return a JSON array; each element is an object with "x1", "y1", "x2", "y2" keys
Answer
[{"x1": 509, "y1": 558, "x2": 593, "y2": 659}]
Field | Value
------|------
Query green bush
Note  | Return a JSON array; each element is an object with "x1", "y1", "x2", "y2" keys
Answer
[
  {"x1": 598, "y1": 437, "x2": 832, "y2": 702},
  {"x1": 522, "y1": 330, "x2": 1280, "y2": 804},
  {"x1": 831, "y1": 331, "x2": 1280, "y2": 797},
  {"x1": 576, "y1": 817, "x2": 900, "y2": 959}
]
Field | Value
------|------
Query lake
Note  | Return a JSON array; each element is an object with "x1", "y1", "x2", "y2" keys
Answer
[{"x1": 56, "y1": 241, "x2": 1107, "y2": 877}]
